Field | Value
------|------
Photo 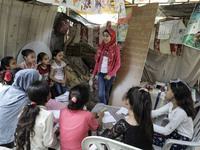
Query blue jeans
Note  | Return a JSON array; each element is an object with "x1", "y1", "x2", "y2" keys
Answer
[
  {"x1": 53, "y1": 81, "x2": 68, "y2": 96},
  {"x1": 98, "y1": 73, "x2": 115, "y2": 104}
]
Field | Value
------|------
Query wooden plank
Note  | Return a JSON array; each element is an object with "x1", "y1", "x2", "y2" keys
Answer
[
  {"x1": 16, "y1": 2, "x2": 34, "y2": 56},
  {"x1": 6, "y1": 0, "x2": 23, "y2": 57},
  {"x1": 0, "y1": 0, "x2": 13, "y2": 59},
  {"x1": 34, "y1": 5, "x2": 49, "y2": 42},
  {"x1": 42, "y1": 6, "x2": 57, "y2": 48},
  {"x1": 26, "y1": 5, "x2": 42, "y2": 44}
]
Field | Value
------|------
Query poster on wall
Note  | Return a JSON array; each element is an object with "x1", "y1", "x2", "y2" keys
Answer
[
  {"x1": 114, "y1": 0, "x2": 126, "y2": 18},
  {"x1": 182, "y1": 3, "x2": 200, "y2": 50},
  {"x1": 117, "y1": 7, "x2": 133, "y2": 42},
  {"x1": 82, "y1": 0, "x2": 95, "y2": 13},
  {"x1": 102, "y1": 0, "x2": 111, "y2": 10},
  {"x1": 67, "y1": 0, "x2": 81, "y2": 10},
  {"x1": 93, "y1": 0, "x2": 102, "y2": 14}
]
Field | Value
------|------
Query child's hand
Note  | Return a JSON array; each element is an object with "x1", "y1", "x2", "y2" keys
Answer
[
  {"x1": 50, "y1": 81, "x2": 54, "y2": 87},
  {"x1": 92, "y1": 112, "x2": 98, "y2": 118},
  {"x1": 104, "y1": 75, "x2": 111, "y2": 80},
  {"x1": 99, "y1": 111, "x2": 104, "y2": 118}
]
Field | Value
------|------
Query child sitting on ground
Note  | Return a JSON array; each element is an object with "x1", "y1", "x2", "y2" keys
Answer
[
  {"x1": 0, "y1": 56, "x2": 17, "y2": 71},
  {"x1": 50, "y1": 49, "x2": 68, "y2": 96},
  {"x1": 59, "y1": 84, "x2": 104, "y2": 150},
  {"x1": 152, "y1": 79, "x2": 195, "y2": 150},
  {"x1": 19, "y1": 49, "x2": 38, "y2": 69},
  {"x1": 101, "y1": 87, "x2": 153, "y2": 150},
  {"x1": 14, "y1": 81, "x2": 60, "y2": 150}
]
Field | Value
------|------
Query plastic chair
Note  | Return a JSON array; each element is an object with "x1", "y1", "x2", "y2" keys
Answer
[
  {"x1": 81, "y1": 136, "x2": 142, "y2": 150},
  {"x1": 154, "y1": 101, "x2": 200, "y2": 150}
]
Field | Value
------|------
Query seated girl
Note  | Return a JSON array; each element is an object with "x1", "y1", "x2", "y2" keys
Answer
[
  {"x1": 152, "y1": 79, "x2": 195, "y2": 150},
  {"x1": 0, "y1": 56, "x2": 17, "y2": 71},
  {"x1": 101, "y1": 87, "x2": 153, "y2": 150},
  {"x1": 14, "y1": 81, "x2": 60, "y2": 150},
  {"x1": 59, "y1": 84, "x2": 104, "y2": 150},
  {"x1": 19, "y1": 49, "x2": 38, "y2": 69}
]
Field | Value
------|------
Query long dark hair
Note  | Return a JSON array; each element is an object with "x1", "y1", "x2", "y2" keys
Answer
[
  {"x1": 170, "y1": 82, "x2": 195, "y2": 118},
  {"x1": 14, "y1": 81, "x2": 50, "y2": 150},
  {"x1": 0, "y1": 56, "x2": 14, "y2": 71},
  {"x1": 21, "y1": 49, "x2": 34, "y2": 59},
  {"x1": 124, "y1": 87, "x2": 153, "y2": 141},
  {"x1": 68, "y1": 83, "x2": 89, "y2": 110}
]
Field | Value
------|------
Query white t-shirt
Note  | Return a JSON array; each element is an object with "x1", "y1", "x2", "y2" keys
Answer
[
  {"x1": 51, "y1": 61, "x2": 66, "y2": 80},
  {"x1": 100, "y1": 56, "x2": 108, "y2": 73},
  {"x1": 152, "y1": 102, "x2": 193, "y2": 139}
]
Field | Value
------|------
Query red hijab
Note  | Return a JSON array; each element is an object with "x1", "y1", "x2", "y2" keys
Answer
[{"x1": 95, "y1": 28, "x2": 117, "y2": 62}]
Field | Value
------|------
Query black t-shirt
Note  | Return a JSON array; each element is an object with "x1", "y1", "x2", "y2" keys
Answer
[{"x1": 101, "y1": 119, "x2": 153, "y2": 150}]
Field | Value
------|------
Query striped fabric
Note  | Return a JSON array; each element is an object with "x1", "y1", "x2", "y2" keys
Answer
[{"x1": 72, "y1": 21, "x2": 118, "y2": 50}]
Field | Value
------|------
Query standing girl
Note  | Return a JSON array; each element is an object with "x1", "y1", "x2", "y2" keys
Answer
[
  {"x1": 152, "y1": 79, "x2": 195, "y2": 149},
  {"x1": 91, "y1": 28, "x2": 121, "y2": 104},
  {"x1": 19, "y1": 49, "x2": 38, "y2": 69},
  {"x1": 50, "y1": 49, "x2": 68, "y2": 96},
  {"x1": 14, "y1": 81, "x2": 60, "y2": 150},
  {"x1": 0, "y1": 56, "x2": 17, "y2": 71},
  {"x1": 101, "y1": 87, "x2": 153, "y2": 150},
  {"x1": 59, "y1": 84, "x2": 104, "y2": 150}
]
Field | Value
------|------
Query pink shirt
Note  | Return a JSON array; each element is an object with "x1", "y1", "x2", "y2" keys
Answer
[
  {"x1": 59, "y1": 108, "x2": 99, "y2": 150},
  {"x1": 19, "y1": 61, "x2": 38, "y2": 69}
]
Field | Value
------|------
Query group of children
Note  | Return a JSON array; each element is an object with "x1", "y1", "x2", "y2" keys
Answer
[
  {"x1": 0, "y1": 27, "x2": 196, "y2": 150},
  {"x1": 0, "y1": 49, "x2": 68, "y2": 97}
]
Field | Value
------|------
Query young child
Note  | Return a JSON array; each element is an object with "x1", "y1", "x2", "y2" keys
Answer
[
  {"x1": 37, "y1": 52, "x2": 52, "y2": 85},
  {"x1": 14, "y1": 81, "x2": 60, "y2": 150},
  {"x1": 91, "y1": 28, "x2": 121, "y2": 104},
  {"x1": 19, "y1": 49, "x2": 38, "y2": 69},
  {"x1": 152, "y1": 79, "x2": 195, "y2": 149},
  {"x1": 0, "y1": 56, "x2": 17, "y2": 71},
  {"x1": 0, "y1": 68, "x2": 22, "y2": 93},
  {"x1": 50, "y1": 49, "x2": 68, "y2": 96},
  {"x1": 101, "y1": 87, "x2": 153, "y2": 150},
  {"x1": 59, "y1": 84, "x2": 104, "y2": 150}
]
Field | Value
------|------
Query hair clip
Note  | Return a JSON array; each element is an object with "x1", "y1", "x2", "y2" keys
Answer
[
  {"x1": 4, "y1": 70, "x2": 12, "y2": 82},
  {"x1": 72, "y1": 97, "x2": 77, "y2": 103},
  {"x1": 32, "y1": 102, "x2": 37, "y2": 105},
  {"x1": 139, "y1": 88, "x2": 148, "y2": 92}
]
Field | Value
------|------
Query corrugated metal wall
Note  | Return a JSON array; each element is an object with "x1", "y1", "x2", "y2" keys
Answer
[{"x1": 0, "y1": 0, "x2": 57, "y2": 59}]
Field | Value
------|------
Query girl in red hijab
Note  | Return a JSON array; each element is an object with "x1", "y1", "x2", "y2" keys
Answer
[{"x1": 91, "y1": 28, "x2": 121, "y2": 104}]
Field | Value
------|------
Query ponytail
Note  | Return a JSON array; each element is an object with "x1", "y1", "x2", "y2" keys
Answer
[
  {"x1": 125, "y1": 87, "x2": 153, "y2": 142},
  {"x1": 14, "y1": 104, "x2": 40, "y2": 150}
]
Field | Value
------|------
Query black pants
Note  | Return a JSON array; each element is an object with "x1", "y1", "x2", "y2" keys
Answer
[{"x1": 0, "y1": 142, "x2": 14, "y2": 148}]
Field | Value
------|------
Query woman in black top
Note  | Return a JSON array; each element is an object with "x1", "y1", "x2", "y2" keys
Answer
[{"x1": 101, "y1": 87, "x2": 153, "y2": 150}]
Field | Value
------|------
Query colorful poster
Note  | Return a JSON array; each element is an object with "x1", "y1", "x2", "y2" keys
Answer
[
  {"x1": 114, "y1": 0, "x2": 126, "y2": 19},
  {"x1": 67, "y1": 0, "x2": 81, "y2": 10},
  {"x1": 117, "y1": 7, "x2": 133, "y2": 42},
  {"x1": 81, "y1": 0, "x2": 95, "y2": 13},
  {"x1": 182, "y1": 3, "x2": 200, "y2": 50},
  {"x1": 102, "y1": 0, "x2": 111, "y2": 11},
  {"x1": 93, "y1": 0, "x2": 102, "y2": 14}
]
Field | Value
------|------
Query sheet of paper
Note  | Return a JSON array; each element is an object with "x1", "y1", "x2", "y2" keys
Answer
[
  {"x1": 48, "y1": 110, "x2": 60, "y2": 119},
  {"x1": 55, "y1": 92, "x2": 69, "y2": 102},
  {"x1": 53, "y1": 123, "x2": 59, "y2": 133},
  {"x1": 102, "y1": 111, "x2": 116, "y2": 123},
  {"x1": 116, "y1": 107, "x2": 128, "y2": 115}
]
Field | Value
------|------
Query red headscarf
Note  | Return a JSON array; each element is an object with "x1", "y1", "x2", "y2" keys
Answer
[{"x1": 95, "y1": 28, "x2": 117, "y2": 62}]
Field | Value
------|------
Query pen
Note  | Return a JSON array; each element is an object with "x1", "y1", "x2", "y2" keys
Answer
[{"x1": 100, "y1": 107, "x2": 107, "y2": 112}]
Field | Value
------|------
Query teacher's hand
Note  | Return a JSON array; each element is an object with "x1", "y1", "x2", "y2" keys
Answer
[{"x1": 104, "y1": 75, "x2": 111, "y2": 80}]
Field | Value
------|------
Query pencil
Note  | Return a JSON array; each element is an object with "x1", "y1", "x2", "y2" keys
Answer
[{"x1": 100, "y1": 107, "x2": 107, "y2": 112}]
